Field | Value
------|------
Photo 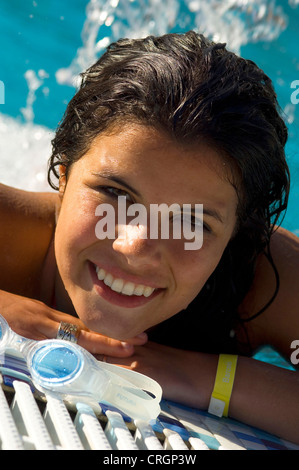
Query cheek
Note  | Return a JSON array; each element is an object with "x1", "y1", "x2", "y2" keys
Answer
[
  {"x1": 55, "y1": 193, "x2": 100, "y2": 267},
  {"x1": 171, "y1": 241, "x2": 226, "y2": 307}
]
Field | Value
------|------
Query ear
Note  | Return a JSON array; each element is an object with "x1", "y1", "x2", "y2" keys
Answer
[{"x1": 58, "y1": 165, "x2": 67, "y2": 198}]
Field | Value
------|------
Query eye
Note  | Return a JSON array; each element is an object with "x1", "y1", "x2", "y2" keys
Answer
[
  {"x1": 193, "y1": 217, "x2": 211, "y2": 233},
  {"x1": 99, "y1": 186, "x2": 134, "y2": 202},
  {"x1": 172, "y1": 213, "x2": 211, "y2": 233}
]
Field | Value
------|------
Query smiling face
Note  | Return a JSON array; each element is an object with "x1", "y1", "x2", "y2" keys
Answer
[{"x1": 54, "y1": 123, "x2": 239, "y2": 340}]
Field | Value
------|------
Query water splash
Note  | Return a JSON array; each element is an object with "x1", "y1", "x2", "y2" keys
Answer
[
  {"x1": 0, "y1": 68, "x2": 52, "y2": 191},
  {"x1": 20, "y1": 69, "x2": 49, "y2": 124},
  {"x1": 56, "y1": 0, "x2": 288, "y2": 88},
  {"x1": 186, "y1": 0, "x2": 288, "y2": 53},
  {"x1": 56, "y1": 0, "x2": 179, "y2": 87},
  {"x1": 0, "y1": 113, "x2": 54, "y2": 191},
  {"x1": 0, "y1": 0, "x2": 292, "y2": 192}
]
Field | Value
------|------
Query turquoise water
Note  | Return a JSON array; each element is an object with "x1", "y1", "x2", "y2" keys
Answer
[
  {"x1": 0, "y1": 0, "x2": 298, "y2": 369},
  {"x1": 0, "y1": 0, "x2": 298, "y2": 233}
]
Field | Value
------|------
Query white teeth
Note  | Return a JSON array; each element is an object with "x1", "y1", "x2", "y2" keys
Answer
[
  {"x1": 133, "y1": 284, "x2": 145, "y2": 296},
  {"x1": 95, "y1": 266, "x2": 155, "y2": 297},
  {"x1": 103, "y1": 272, "x2": 113, "y2": 288},
  {"x1": 111, "y1": 278, "x2": 124, "y2": 293},
  {"x1": 143, "y1": 286, "x2": 155, "y2": 297},
  {"x1": 121, "y1": 282, "x2": 135, "y2": 296},
  {"x1": 96, "y1": 268, "x2": 106, "y2": 281}
]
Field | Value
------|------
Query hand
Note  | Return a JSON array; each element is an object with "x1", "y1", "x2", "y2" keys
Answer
[{"x1": 0, "y1": 290, "x2": 147, "y2": 357}]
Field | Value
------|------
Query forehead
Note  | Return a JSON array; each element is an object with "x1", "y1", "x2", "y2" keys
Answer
[{"x1": 78, "y1": 123, "x2": 238, "y2": 213}]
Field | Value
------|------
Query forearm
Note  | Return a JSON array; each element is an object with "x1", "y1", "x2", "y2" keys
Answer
[
  {"x1": 229, "y1": 356, "x2": 299, "y2": 443},
  {"x1": 176, "y1": 351, "x2": 299, "y2": 444}
]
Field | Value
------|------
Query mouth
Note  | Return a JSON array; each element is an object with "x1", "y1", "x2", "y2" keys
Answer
[{"x1": 89, "y1": 262, "x2": 163, "y2": 308}]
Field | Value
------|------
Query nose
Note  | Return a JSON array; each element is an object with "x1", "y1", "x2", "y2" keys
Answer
[{"x1": 112, "y1": 223, "x2": 162, "y2": 268}]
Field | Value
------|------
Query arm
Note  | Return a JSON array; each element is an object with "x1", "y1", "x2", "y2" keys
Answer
[{"x1": 108, "y1": 341, "x2": 299, "y2": 444}]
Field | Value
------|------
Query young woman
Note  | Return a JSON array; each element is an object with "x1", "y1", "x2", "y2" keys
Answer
[{"x1": 1, "y1": 31, "x2": 298, "y2": 443}]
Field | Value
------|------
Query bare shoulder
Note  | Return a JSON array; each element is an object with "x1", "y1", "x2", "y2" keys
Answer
[
  {"x1": 238, "y1": 226, "x2": 299, "y2": 360},
  {"x1": 0, "y1": 183, "x2": 59, "y2": 296},
  {"x1": 0, "y1": 182, "x2": 58, "y2": 216}
]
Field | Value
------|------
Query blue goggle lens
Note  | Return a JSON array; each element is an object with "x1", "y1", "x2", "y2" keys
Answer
[{"x1": 30, "y1": 344, "x2": 82, "y2": 382}]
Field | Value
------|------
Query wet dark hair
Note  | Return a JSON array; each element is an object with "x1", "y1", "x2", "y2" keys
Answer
[{"x1": 48, "y1": 31, "x2": 290, "y2": 354}]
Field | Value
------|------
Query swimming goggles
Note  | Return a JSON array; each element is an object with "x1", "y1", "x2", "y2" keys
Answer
[{"x1": 0, "y1": 314, "x2": 162, "y2": 422}]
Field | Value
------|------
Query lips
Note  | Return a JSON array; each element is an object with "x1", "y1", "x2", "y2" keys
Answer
[{"x1": 89, "y1": 262, "x2": 163, "y2": 308}]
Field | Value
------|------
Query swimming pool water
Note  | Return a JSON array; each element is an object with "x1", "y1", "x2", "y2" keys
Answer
[
  {"x1": 0, "y1": 0, "x2": 297, "y2": 236},
  {"x1": 0, "y1": 0, "x2": 298, "y2": 235},
  {"x1": 0, "y1": 1, "x2": 298, "y2": 226}
]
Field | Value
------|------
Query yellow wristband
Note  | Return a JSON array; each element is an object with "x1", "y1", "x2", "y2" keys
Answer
[{"x1": 208, "y1": 354, "x2": 238, "y2": 418}]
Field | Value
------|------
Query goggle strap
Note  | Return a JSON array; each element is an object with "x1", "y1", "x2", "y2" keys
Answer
[
  {"x1": 98, "y1": 360, "x2": 162, "y2": 401},
  {"x1": 100, "y1": 363, "x2": 162, "y2": 421}
]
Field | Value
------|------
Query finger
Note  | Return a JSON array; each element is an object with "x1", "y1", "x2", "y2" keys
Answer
[
  {"x1": 123, "y1": 332, "x2": 148, "y2": 345},
  {"x1": 38, "y1": 318, "x2": 136, "y2": 357},
  {"x1": 97, "y1": 355, "x2": 136, "y2": 370},
  {"x1": 37, "y1": 310, "x2": 142, "y2": 357},
  {"x1": 36, "y1": 313, "x2": 87, "y2": 341},
  {"x1": 78, "y1": 330, "x2": 135, "y2": 357},
  {"x1": 49, "y1": 310, "x2": 148, "y2": 347}
]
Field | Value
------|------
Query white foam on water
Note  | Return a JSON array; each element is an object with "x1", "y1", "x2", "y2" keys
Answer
[
  {"x1": 56, "y1": 0, "x2": 288, "y2": 87},
  {"x1": 186, "y1": 0, "x2": 287, "y2": 53},
  {"x1": 0, "y1": 113, "x2": 54, "y2": 192}
]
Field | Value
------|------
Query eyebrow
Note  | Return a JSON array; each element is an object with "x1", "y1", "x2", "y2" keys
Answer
[
  {"x1": 92, "y1": 171, "x2": 142, "y2": 198},
  {"x1": 92, "y1": 171, "x2": 224, "y2": 224},
  {"x1": 193, "y1": 207, "x2": 224, "y2": 224}
]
